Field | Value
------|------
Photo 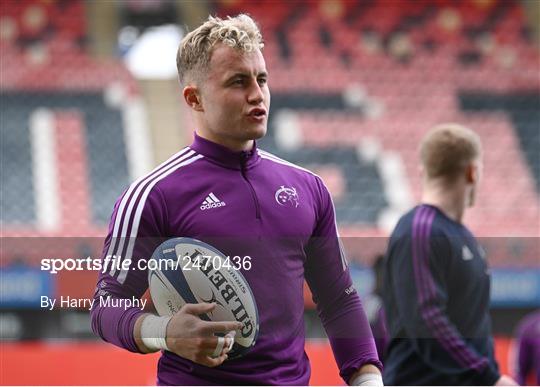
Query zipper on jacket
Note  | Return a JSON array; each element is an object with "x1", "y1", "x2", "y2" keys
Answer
[{"x1": 240, "y1": 152, "x2": 261, "y2": 220}]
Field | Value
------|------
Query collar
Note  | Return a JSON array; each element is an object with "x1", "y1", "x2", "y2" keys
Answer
[{"x1": 189, "y1": 132, "x2": 261, "y2": 170}]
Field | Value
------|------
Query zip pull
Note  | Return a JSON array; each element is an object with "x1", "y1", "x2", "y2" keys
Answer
[
  {"x1": 239, "y1": 152, "x2": 260, "y2": 219},
  {"x1": 240, "y1": 151, "x2": 251, "y2": 171}
]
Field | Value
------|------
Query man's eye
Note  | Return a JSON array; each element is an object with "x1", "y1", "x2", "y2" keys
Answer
[
  {"x1": 258, "y1": 78, "x2": 267, "y2": 85},
  {"x1": 233, "y1": 79, "x2": 244, "y2": 85}
]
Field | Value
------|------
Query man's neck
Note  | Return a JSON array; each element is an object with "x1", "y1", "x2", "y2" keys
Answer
[
  {"x1": 196, "y1": 130, "x2": 254, "y2": 152},
  {"x1": 421, "y1": 183, "x2": 466, "y2": 223}
]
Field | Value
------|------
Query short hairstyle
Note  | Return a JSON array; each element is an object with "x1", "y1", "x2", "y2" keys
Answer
[
  {"x1": 420, "y1": 123, "x2": 482, "y2": 180},
  {"x1": 176, "y1": 14, "x2": 264, "y2": 85}
]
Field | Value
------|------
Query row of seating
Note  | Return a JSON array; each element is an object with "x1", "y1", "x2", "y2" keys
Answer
[
  {"x1": 1, "y1": 92, "x2": 129, "y2": 229},
  {"x1": 1, "y1": 0, "x2": 538, "y2": 268},
  {"x1": 1, "y1": 0, "x2": 86, "y2": 47}
]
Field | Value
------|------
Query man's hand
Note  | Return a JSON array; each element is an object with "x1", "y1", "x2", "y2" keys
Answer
[
  {"x1": 135, "y1": 302, "x2": 242, "y2": 368},
  {"x1": 349, "y1": 364, "x2": 383, "y2": 386},
  {"x1": 495, "y1": 375, "x2": 518, "y2": 386},
  {"x1": 166, "y1": 302, "x2": 242, "y2": 367}
]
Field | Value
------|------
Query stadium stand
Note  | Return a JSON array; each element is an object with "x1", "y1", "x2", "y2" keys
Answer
[
  {"x1": 1, "y1": 0, "x2": 143, "y2": 240},
  {"x1": 0, "y1": 108, "x2": 35, "y2": 224},
  {"x1": 218, "y1": 0, "x2": 540, "y2": 249},
  {"x1": 1, "y1": 93, "x2": 130, "y2": 227},
  {"x1": 1, "y1": 0, "x2": 538, "y2": 261}
]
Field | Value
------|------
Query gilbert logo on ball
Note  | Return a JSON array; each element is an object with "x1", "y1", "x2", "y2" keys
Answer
[{"x1": 148, "y1": 237, "x2": 259, "y2": 359}]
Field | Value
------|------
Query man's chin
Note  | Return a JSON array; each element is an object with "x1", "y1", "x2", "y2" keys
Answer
[{"x1": 245, "y1": 126, "x2": 267, "y2": 140}]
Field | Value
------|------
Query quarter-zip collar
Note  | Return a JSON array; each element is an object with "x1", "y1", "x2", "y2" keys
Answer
[{"x1": 190, "y1": 132, "x2": 261, "y2": 170}]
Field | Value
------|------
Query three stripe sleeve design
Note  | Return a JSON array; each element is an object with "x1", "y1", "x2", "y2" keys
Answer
[
  {"x1": 412, "y1": 206, "x2": 489, "y2": 372},
  {"x1": 105, "y1": 148, "x2": 203, "y2": 284}
]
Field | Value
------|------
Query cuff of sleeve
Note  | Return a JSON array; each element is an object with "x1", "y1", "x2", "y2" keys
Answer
[
  {"x1": 342, "y1": 359, "x2": 384, "y2": 385},
  {"x1": 124, "y1": 308, "x2": 147, "y2": 353}
]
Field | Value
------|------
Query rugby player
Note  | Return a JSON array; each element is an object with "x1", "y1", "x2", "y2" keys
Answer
[
  {"x1": 91, "y1": 14, "x2": 382, "y2": 386},
  {"x1": 382, "y1": 124, "x2": 517, "y2": 385}
]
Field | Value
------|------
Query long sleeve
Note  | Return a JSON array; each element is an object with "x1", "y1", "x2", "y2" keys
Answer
[
  {"x1": 387, "y1": 211, "x2": 499, "y2": 385},
  {"x1": 516, "y1": 335, "x2": 532, "y2": 385},
  {"x1": 304, "y1": 177, "x2": 382, "y2": 383},
  {"x1": 91, "y1": 185, "x2": 167, "y2": 353},
  {"x1": 515, "y1": 317, "x2": 536, "y2": 386}
]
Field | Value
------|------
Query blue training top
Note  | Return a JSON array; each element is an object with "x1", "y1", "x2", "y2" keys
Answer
[{"x1": 383, "y1": 204, "x2": 500, "y2": 385}]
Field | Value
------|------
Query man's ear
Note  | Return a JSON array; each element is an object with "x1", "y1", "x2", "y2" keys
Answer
[
  {"x1": 465, "y1": 163, "x2": 476, "y2": 184},
  {"x1": 183, "y1": 85, "x2": 204, "y2": 112}
]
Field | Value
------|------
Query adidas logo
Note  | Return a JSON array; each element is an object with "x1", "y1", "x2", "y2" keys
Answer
[
  {"x1": 200, "y1": 192, "x2": 226, "y2": 211},
  {"x1": 462, "y1": 245, "x2": 474, "y2": 261}
]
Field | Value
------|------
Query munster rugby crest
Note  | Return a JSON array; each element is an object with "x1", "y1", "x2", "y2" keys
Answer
[{"x1": 275, "y1": 186, "x2": 299, "y2": 208}]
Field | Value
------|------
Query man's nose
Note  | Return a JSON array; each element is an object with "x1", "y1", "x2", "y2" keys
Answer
[{"x1": 247, "y1": 81, "x2": 264, "y2": 104}]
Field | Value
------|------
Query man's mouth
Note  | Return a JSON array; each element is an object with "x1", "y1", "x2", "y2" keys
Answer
[{"x1": 247, "y1": 108, "x2": 267, "y2": 118}]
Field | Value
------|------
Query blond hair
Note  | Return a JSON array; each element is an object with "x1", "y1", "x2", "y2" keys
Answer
[
  {"x1": 176, "y1": 14, "x2": 264, "y2": 85},
  {"x1": 420, "y1": 123, "x2": 482, "y2": 180}
]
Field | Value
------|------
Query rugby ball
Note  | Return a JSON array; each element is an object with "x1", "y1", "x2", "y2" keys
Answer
[{"x1": 148, "y1": 237, "x2": 259, "y2": 359}]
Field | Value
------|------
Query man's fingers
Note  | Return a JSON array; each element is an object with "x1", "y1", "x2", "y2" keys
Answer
[
  {"x1": 199, "y1": 320, "x2": 243, "y2": 335},
  {"x1": 202, "y1": 353, "x2": 228, "y2": 367},
  {"x1": 211, "y1": 336, "x2": 226, "y2": 357},
  {"x1": 197, "y1": 336, "x2": 222, "y2": 350},
  {"x1": 224, "y1": 330, "x2": 235, "y2": 352},
  {"x1": 198, "y1": 336, "x2": 234, "y2": 354},
  {"x1": 182, "y1": 302, "x2": 216, "y2": 316},
  {"x1": 189, "y1": 336, "x2": 233, "y2": 352}
]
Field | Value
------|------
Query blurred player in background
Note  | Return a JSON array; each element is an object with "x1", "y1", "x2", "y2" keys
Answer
[
  {"x1": 363, "y1": 254, "x2": 389, "y2": 362},
  {"x1": 91, "y1": 14, "x2": 383, "y2": 386},
  {"x1": 382, "y1": 124, "x2": 517, "y2": 385},
  {"x1": 513, "y1": 310, "x2": 540, "y2": 385}
]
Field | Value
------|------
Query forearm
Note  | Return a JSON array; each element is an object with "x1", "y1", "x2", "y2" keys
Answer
[
  {"x1": 415, "y1": 305, "x2": 499, "y2": 383},
  {"x1": 91, "y1": 301, "x2": 146, "y2": 353},
  {"x1": 320, "y1": 294, "x2": 382, "y2": 382}
]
